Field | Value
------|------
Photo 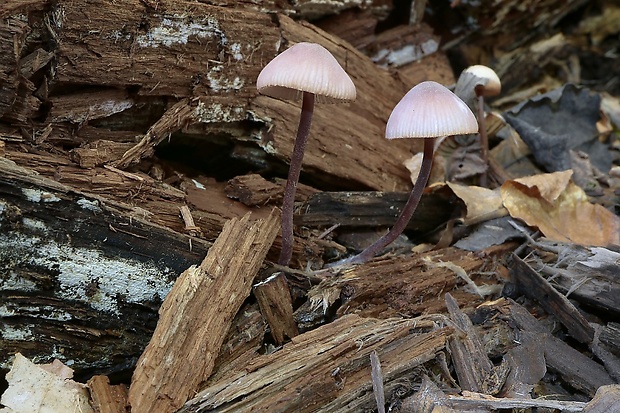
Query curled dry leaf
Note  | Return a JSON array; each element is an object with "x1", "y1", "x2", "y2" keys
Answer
[
  {"x1": 446, "y1": 182, "x2": 506, "y2": 226},
  {"x1": 500, "y1": 171, "x2": 620, "y2": 246},
  {"x1": 510, "y1": 169, "x2": 573, "y2": 204}
]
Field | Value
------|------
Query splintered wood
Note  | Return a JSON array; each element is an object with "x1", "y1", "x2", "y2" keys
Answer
[
  {"x1": 128, "y1": 210, "x2": 279, "y2": 413},
  {"x1": 180, "y1": 315, "x2": 452, "y2": 413}
]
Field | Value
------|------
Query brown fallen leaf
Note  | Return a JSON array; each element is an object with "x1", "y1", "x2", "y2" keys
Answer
[
  {"x1": 500, "y1": 171, "x2": 620, "y2": 246},
  {"x1": 446, "y1": 182, "x2": 506, "y2": 225}
]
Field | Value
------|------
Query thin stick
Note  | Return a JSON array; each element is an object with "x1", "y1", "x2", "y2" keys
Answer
[
  {"x1": 477, "y1": 95, "x2": 489, "y2": 187},
  {"x1": 370, "y1": 351, "x2": 386, "y2": 413},
  {"x1": 278, "y1": 91, "x2": 315, "y2": 266}
]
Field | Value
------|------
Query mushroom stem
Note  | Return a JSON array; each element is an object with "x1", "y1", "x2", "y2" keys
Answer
[
  {"x1": 477, "y1": 94, "x2": 489, "y2": 187},
  {"x1": 340, "y1": 137, "x2": 435, "y2": 266},
  {"x1": 278, "y1": 91, "x2": 315, "y2": 266}
]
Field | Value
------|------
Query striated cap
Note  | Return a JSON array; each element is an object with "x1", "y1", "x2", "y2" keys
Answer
[
  {"x1": 257, "y1": 42, "x2": 356, "y2": 103},
  {"x1": 386, "y1": 81, "x2": 478, "y2": 139},
  {"x1": 462, "y1": 65, "x2": 501, "y2": 97}
]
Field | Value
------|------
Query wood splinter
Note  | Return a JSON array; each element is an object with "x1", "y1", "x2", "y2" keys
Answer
[{"x1": 254, "y1": 272, "x2": 299, "y2": 345}]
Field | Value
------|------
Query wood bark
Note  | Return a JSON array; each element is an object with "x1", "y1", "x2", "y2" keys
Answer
[
  {"x1": 310, "y1": 247, "x2": 490, "y2": 319},
  {"x1": 18, "y1": 0, "x2": 420, "y2": 192},
  {"x1": 128, "y1": 210, "x2": 279, "y2": 413},
  {"x1": 0, "y1": 157, "x2": 208, "y2": 374}
]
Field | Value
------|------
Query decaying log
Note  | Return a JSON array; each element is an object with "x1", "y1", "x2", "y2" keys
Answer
[
  {"x1": 180, "y1": 314, "x2": 453, "y2": 413},
  {"x1": 0, "y1": 157, "x2": 208, "y2": 374},
  {"x1": 3, "y1": 144, "x2": 321, "y2": 266},
  {"x1": 297, "y1": 189, "x2": 456, "y2": 233},
  {"x1": 31, "y1": 0, "x2": 420, "y2": 191},
  {"x1": 129, "y1": 210, "x2": 279, "y2": 413},
  {"x1": 511, "y1": 254, "x2": 595, "y2": 344}
]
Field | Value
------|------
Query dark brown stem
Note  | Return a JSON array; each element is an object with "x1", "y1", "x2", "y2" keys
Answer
[
  {"x1": 477, "y1": 95, "x2": 489, "y2": 187},
  {"x1": 335, "y1": 138, "x2": 435, "y2": 266},
  {"x1": 278, "y1": 91, "x2": 315, "y2": 266}
]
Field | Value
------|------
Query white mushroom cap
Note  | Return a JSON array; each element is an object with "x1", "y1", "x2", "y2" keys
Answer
[
  {"x1": 386, "y1": 81, "x2": 478, "y2": 139},
  {"x1": 462, "y1": 65, "x2": 501, "y2": 97},
  {"x1": 257, "y1": 42, "x2": 356, "y2": 103}
]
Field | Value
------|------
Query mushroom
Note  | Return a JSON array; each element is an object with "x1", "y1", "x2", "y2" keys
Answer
[
  {"x1": 257, "y1": 42, "x2": 356, "y2": 266},
  {"x1": 338, "y1": 81, "x2": 478, "y2": 266},
  {"x1": 454, "y1": 65, "x2": 501, "y2": 187}
]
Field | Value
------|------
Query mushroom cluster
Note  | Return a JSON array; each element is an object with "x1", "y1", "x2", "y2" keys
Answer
[{"x1": 258, "y1": 44, "x2": 477, "y2": 267}]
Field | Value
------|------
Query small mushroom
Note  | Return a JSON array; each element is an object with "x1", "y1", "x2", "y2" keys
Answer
[
  {"x1": 257, "y1": 42, "x2": 356, "y2": 266},
  {"x1": 340, "y1": 81, "x2": 478, "y2": 265},
  {"x1": 455, "y1": 65, "x2": 501, "y2": 187}
]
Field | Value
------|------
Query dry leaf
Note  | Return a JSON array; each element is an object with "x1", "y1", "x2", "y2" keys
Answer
[
  {"x1": 0, "y1": 353, "x2": 94, "y2": 413},
  {"x1": 511, "y1": 170, "x2": 573, "y2": 203},
  {"x1": 501, "y1": 172, "x2": 620, "y2": 246},
  {"x1": 404, "y1": 151, "x2": 445, "y2": 186},
  {"x1": 446, "y1": 182, "x2": 506, "y2": 225}
]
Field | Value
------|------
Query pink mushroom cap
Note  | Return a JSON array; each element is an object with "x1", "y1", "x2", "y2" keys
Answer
[
  {"x1": 386, "y1": 81, "x2": 479, "y2": 139},
  {"x1": 257, "y1": 42, "x2": 356, "y2": 103}
]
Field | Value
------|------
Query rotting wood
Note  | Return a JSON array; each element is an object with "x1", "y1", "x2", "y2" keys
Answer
[
  {"x1": 207, "y1": 303, "x2": 266, "y2": 386},
  {"x1": 0, "y1": 157, "x2": 208, "y2": 373},
  {"x1": 314, "y1": 8, "x2": 378, "y2": 50},
  {"x1": 297, "y1": 189, "x2": 456, "y2": 233},
  {"x1": 310, "y1": 248, "x2": 489, "y2": 319},
  {"x1": 600, "y1": 323, "x2": 620, "y2": 358},
  {"x1": 445, "y1": 293, "x2": 494, "y2": 394},
  {"x1": 225, "y1": 174, "x2": 318, "y2": 207},
  {"x1": 401, "y1": 375, "x2": 457, "y2": 413},
  {"x1": 180, "y1": 315, "x2": 452, "y2": 413},
  {"x1": 445, "y1": 391, "x2": 587, "y2": 412},
  {"x1": 501, "y1": 298, "x2": 614, "y2": 397},
  {"x1": 3, "y1": 144, "x2": 321, "y2": 266},
  {"x1": 225, "y1": 174, "x2": 283, "y2": 206},
  {"x1": 364, "y1": 23, "x2": 440, "y2": 69},
  {"x1": 501, "y1": 330, "x2": 547, "y2": 398},
  {"x1": 525, "y1": 241, "x2": 620, "y2": 317},
  {"x1": 30, "y1": 0, "x2": 423, "y2": 191},
  {"x1": 582, "y1": 384, "x2": 620, "y2": 413},
  {"x1": 128, "y1": 210, "x2": 279, "y2": 413},
  {"x1": 87, "y1": 375, "x2": 130, "y2": 413},
  {"x1": 511, "y1": 254, "x2": 595, "y2": 344},
  {"x1": 253, "y1": 272, "x2": 299, "y2": 345}
]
